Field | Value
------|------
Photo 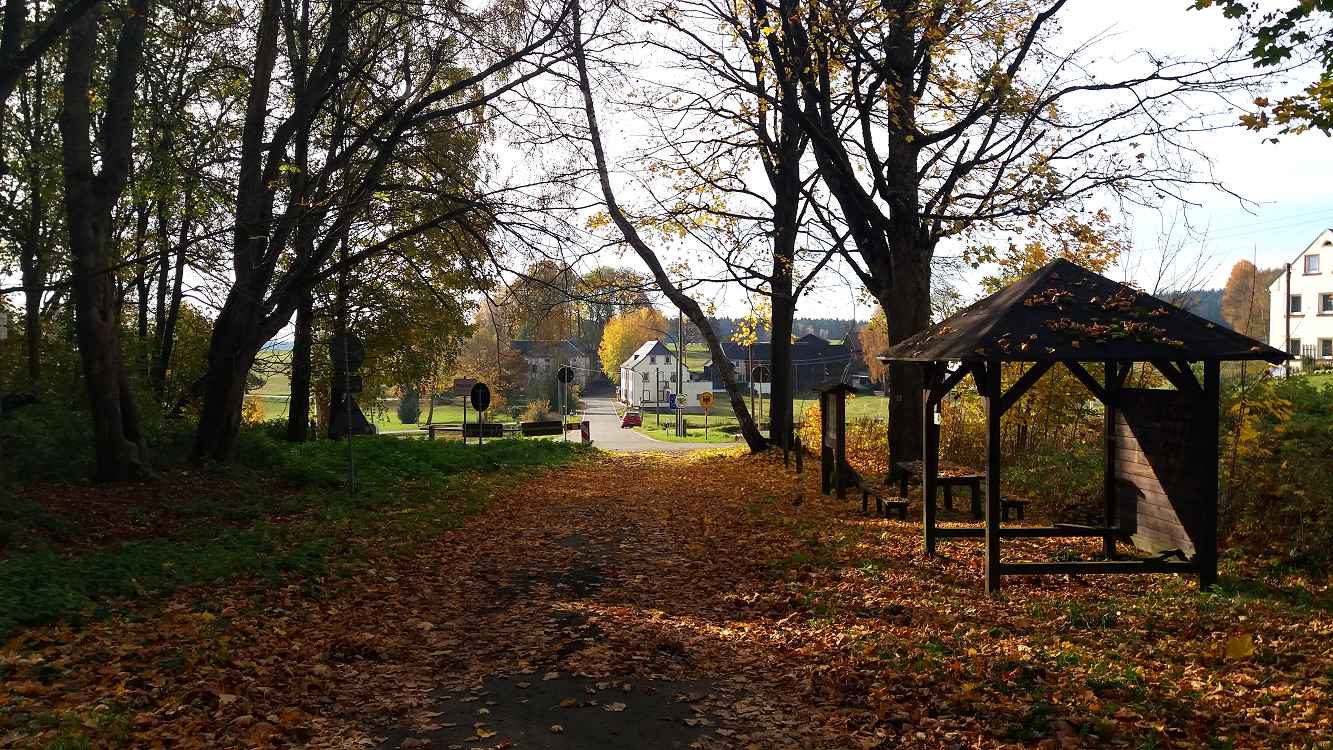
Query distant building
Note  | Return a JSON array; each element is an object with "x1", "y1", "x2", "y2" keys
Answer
[
  {"x1": 702, "y1": 333, "x2": 867, "y2": 393},
  {"x1": 1269, "y1": 229, "x2": 1333, "y2": 368},
  {"x1": 618, "y1": 339, "x2": 710, "y2": 407},
  {"x1": 510, "y1": 339, "x2": 590, "y2": 386}
]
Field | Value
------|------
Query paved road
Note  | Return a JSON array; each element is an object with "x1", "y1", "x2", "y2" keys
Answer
[{"x1": 580, "y1": 397, "x2": 730, "y2": 452}]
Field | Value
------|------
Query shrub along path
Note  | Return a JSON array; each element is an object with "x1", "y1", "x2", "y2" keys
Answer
[{"x1": 1, "y1": 450, "x2": 1330, "y2": 749}]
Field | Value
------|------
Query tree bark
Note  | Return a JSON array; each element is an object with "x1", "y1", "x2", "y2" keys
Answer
[
  {"x1": 286, "y1": 291, "x2": 314, "y2": 441},
  {"x1": 152, "y1": 186, "x2": 189, "y2": 402},
  {"x1": 59, "y1": 0, "x2": 151, "y2": 480}
]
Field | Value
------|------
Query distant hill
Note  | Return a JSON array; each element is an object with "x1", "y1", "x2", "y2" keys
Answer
[
  {"x1": 1161, "y1": 288, "x2": 1227, "y2": 328},
  {"x1": 697, "y1": 317, "x2": 860, "y2": 343}
]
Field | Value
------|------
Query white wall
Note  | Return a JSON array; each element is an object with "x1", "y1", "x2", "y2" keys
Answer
[{"x1": 1269, "y1": 231, "x2": 1333, "y2": 367}]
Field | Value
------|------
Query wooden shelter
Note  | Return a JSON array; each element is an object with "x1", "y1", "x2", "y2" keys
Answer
[{"x1": 878, "y1": 259, "x2": 1287, "y2": 592}]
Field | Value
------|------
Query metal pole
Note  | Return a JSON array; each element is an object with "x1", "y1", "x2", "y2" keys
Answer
[
  {"x1": 463, "y1": 398, "x2": 468, "y2": 445},
  {"x1": 677, "y1": 309, "x2": 685, "y2": 437}
]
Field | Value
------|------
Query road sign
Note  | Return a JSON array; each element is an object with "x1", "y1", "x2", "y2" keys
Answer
[
  {"x1": 556, "y1": 365, "x2": 575, "y2": 384},
  {"x1": 469, "y1": 381, "x2": 491, "y2": 412},
  {"x1": 668, "y1": 393, "x2": 678, "y2": 410},
  {"x1": 697, "y1": 391, "x2": 714, "y2": 409}
]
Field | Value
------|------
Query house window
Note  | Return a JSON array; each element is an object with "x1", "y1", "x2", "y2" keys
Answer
[
  {"x1": 642, "y1": 372, "x2": 649, "y2": 382},
  {"x1": 1321, "y1": 339, "x2": 1333, "y2": 358},
  {"x1": 664, "y1": 356, "x2": 671, "y2": 365},
  {"x1": 1290, "y1": 294, "x2": 1303, "y2": 314},
  {"x1": 649, "y1": 355, "x2": 655, "y2": 364},
  {"x1": 1289, "y1": 338, "x2": 1302, "y2": 356},
  {"x1": 1305, "y1": 254, "x2": 1320, "y2": 274},
  {"x1": 1321, "y1": 293, "x2": 1333, "y2": 314}
]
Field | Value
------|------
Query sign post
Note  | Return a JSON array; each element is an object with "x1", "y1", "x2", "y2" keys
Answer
[
  {"x1": 697, "y1": 391, "x2": 714, "y2": 441},
  {"x1": 557, "y1": 365, "x2": 575, "y2": 442},
  {"x1": 470, "y1": 382, "x2": 491, "y2": 447}
]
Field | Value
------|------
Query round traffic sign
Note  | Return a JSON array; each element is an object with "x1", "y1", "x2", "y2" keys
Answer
[
  {"x1": 469, "y1": 381, "x2": 491, "y2": 412},
  {"x1": 697, "y1": 391, "x2": 714, "y2": 409},
  {"x1": 556, "y1": 365, "x2": 575, "y2": 384}
]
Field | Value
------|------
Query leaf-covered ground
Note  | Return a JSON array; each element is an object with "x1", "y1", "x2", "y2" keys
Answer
[{"x1": 2, "y1": 451, "x2": 1329, "y2": 749}]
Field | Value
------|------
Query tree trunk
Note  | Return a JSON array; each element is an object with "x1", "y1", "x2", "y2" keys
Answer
[
  {"x1": 59, "y1": 2, "x2": 150, "y2": 480},
  {"x1": 131, "y1": 200, "x2": 151, "y2": 341},
  {"x1": 286, "y1": 291, "x2": 314, "y2": 441},
  {"x1": 191, "y1": 297, "x2": 280, "y2": 459},
  {"x1": 571, "y1": 3, "x2": 765, "y2": 451},
  {"x1": 19, "y1": 245, "x2": 42, "y2": 390},
  {"x1": 152, "y1": 185, "x2": 190, "y2": 402},
  {"x1": 879, "y1": 253, "x2": 931, "y2": 472},
  {"x1": 769, "y1": 281, "x2": 795, "y2": 449}
]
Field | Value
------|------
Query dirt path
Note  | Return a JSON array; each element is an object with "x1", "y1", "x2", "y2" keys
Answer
[
  {"x1": 3, "y1": 451, "x2": 1328, "y2": 749},
  {"x1": 365, "y1": 451, "x2": 827, "y2": 749}
]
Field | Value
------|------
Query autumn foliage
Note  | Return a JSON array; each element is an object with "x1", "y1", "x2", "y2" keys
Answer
[{"x1": 598, "y1": 307, "x2": 669, "y2": 383}]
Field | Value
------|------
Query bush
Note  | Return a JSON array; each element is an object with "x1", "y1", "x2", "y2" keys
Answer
[
  {"x1": 523, "y1": 399, "x2": 553, "y2": 422},
  {"x1": 397, "y1": 387, "x2": 421, "y2": 424},
  {"x1": 1221, "y1": 377, "x2": 1333, "y2": 571}
]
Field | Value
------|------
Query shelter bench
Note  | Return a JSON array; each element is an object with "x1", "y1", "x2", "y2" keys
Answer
[
  {"x1": 849, "y1": 472, "x2": 910, "y2": 520},
  {"x1": 1001, "y1": 497, "x2": 1028, "y2": 521}
]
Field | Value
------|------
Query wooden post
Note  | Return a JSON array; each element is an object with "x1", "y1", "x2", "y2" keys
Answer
[
  {"x1": 820, "y1": 390, "x2": 832, "y2": 496},
  {"x1": 922, "y1": 363, "x2": 941, "y2": 556},
  {"x1": 834, "y1": 391, "x2": 848, "y2": 500},
  {"x1": 983, "y1": 361, "x2": 1003, "y2": 594},
  {"x1": 1103, "y1": 360, "x2": 1117, "y2": 559},
  {"x1": 1198, "y1": 359, "x2": 1220, "y2": 589}
]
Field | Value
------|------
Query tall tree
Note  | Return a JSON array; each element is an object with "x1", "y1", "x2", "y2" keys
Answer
[
  {"x1": 1220, "y1": 259, "x2": 1280, "y2": 338},
  {"x1": 779, "y1": 0, "x2": 1261, "y2": 469},
  {"x1": 0, "y1": 0, "x2": 102, "y2": 131},
  {"x1": 189, "y1": 0, "x2": 571, "y2": 460},
  {"x1": 0, "y1": 32, "x2": 62, "y2": 389},
  {"x1": 633, "y1": 0, "x2": 839, "y2": 449},
  {"x1": 597, "y1": 306, "x2": 668, "y2": 383},
  {"x1": 59, "y1": 0, "x2": 152, "y2": 479},
  {"x1": 1196, "y1": 0, "x2": 1333, "y2": 137},
  {"x1": 571, "y1": 0, "x2": 766, "y2": 451}
]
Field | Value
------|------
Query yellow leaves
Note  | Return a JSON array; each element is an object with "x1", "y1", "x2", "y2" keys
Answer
[{"x1": 1224, "y1": 633, "x2": 1256, "y2": 661}]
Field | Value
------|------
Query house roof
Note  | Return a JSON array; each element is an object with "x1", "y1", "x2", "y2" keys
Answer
[
  {"x1": 511, "y1": 339, "x2": 584, "y2": 358},
  {"x1": 621, "y1": 339, "x2": 674, "y2": 370},
  {"x1": 1268, "y1": 228, "x2": 1333, "y2": 288},
  {"x1": 879, "y1": 258, "x2": 1288, "y2": 364}
]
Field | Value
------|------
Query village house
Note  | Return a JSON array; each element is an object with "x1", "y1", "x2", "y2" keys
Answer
[
  {"x1": 702, "y1": 333, "x2": 869, "y2": 393},
  {"x1": 510, "y1": 339, "x2": 591, "y2": 386},
  {"x1": 1269, "y1": 229, "x2": 1333, "y2": 369},
  {"x1": 618, "y1": 339, "x2": 711, "y2": 408}
]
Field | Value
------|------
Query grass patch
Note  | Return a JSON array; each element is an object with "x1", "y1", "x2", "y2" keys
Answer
[{"x1": 0, "y1": 432, "x2": 586, "y2": 638}]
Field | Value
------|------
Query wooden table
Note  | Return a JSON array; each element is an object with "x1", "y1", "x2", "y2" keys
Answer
[{"x1": 895, "y1": 461, "x2": 983, "y2": 520}]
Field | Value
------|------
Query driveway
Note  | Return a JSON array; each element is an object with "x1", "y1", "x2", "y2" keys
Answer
[{"x1": 580, "y1": 397, "x2": 730, "y2": 452}]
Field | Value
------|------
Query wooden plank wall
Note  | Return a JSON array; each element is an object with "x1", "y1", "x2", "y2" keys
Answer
[{"x1": 1114, "y1": 389, "x2": 1204, "y2": 555}]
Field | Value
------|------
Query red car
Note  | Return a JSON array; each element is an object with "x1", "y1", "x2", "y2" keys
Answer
[{"x1": 620, "y1": 411, "x2": 642, "y2": 428}]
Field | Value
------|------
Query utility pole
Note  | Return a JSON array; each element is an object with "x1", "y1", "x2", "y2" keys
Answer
[{"x1": 676, "y1": 308, "x2": 685, "y2": 437}]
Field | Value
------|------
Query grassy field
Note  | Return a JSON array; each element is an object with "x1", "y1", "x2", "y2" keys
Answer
[
  {"x1": 627, "y1": 391, "x2": 889, "y2": 443},
  {"x1": 247, "y1": 348, "x2": 526, "y2": 432}
]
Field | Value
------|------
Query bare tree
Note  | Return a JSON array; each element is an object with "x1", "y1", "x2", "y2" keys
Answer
[
  {"x1": 777, "y1": 0, "x2": 1265, "y2": 468},
  {"x1": 571, "y1": 0, "x2": 766, "y2": 451}
]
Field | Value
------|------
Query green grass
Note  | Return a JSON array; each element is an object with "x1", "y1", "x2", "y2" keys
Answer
[
  {"x1": 247, "y1": 396, "x2": 520, "y2": 432},
  {"x1": 635, "y1": 414, "x2": 745, "y2": 443},
  {"x1": 0, "y1": 433, "x2": 585, "y2": 639}
]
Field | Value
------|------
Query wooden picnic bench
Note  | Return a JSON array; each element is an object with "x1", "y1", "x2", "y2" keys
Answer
[
  {"x1": 847, "y1": 469, "x2": 910, "y2": 520},
  {"x1": 895, "y1": 460, "x2": 983, "y2": 520}
]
